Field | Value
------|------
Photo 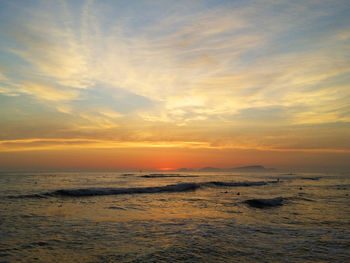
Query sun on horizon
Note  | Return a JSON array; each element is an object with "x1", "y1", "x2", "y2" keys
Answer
[{"x1": 0, "y1": 0, "x2": 349, "y2": 172}]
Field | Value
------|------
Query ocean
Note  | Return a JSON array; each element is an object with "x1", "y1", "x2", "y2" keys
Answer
[{"x1": 1, "y1": 171, "x2": 349, "y2": 262}]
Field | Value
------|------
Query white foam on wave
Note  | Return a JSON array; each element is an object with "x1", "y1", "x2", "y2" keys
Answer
[
  {"x1": 50, "y1": 182, "x2": 200, "y2": 197},
  {"x1": 9, "y1": 180, "x2": 278, "y2": 198}
]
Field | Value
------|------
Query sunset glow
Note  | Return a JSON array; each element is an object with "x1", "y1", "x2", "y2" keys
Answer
[{"x1": 0, "y1": 0, "x2": 349, "y2": 170}]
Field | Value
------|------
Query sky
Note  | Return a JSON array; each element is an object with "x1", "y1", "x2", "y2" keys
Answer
[{"x1": 0, "y1": 0, "x2": 349, "y2": 171}]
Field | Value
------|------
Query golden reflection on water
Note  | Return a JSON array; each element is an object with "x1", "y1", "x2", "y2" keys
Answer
[
  {"x1": 33, "y1": 174, "x2": 349, "y2": 227},
  {"x1": 2, "y1": 172, "x2": 350, "y2": 262}
]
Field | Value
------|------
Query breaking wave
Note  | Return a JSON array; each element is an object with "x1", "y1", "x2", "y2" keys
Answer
[
  {"x1": 49, "y1": 183, "x2": 200, "y2": 197},
  {"x1": 8, "y1": 180, "x2": 276, "y2": 198}
]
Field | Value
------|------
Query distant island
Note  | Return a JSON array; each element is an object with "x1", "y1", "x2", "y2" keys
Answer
[
  {"x1": 175, "y1": 165, "x2": 275, "y2": 172},
  {"x1": 176, "y1": 168, "x2": 195, "y2": 172}
]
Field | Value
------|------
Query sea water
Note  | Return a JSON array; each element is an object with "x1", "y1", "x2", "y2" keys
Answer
[{"x1": 1, "y1": 171, "x2": 349, "y2": 262}]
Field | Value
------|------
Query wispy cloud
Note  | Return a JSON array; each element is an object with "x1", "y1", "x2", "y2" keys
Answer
[
  {"x1": 1, "y1": 137, "x2": 350, "y2": 154},
  {"x1": 0, "y1": 0, "x2": 349, "y2": 160},
  {"x1": 20, "y1": 81, "x2": 79, "y2": 101}
]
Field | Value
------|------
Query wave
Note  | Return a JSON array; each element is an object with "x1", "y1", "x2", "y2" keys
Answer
[
  {"x1": 7, "y1": 193, "x2": 47, "y2": 199},
  {"x1": 244, "y1": 197, "x2": 284, "y2": 208},
  {"x1": 49, "y1": 183, "x2": 200, "y2": 197},
  {"x1": 301, "y1": 177, "x2": 321, "y2": 181},
  {"x1": 204, "y1": 181, "x2": 268, "y2": 187},
  {"x1": 141, "y1": 174, "x2": 199, "y2": 178},
  {"x1": 9, "y1": 180, "x2": 276, "y2": 198},
  {"x1": 276, "y1": 176, "x2": 322, "y2": 181}
]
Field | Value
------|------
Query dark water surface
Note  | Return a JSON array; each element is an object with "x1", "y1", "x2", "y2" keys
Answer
[{"x1": 1, "y1": 171, "x2": 349, "y2": 262}]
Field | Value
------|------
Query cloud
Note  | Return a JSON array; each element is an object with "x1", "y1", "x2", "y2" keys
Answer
[
  {"x1": 3, "y1": 0, "x2": 348, "y2": 125},
  {"x1": 20, "y1": 81, "x2": 79, "y2": 101},
  {"x1": 1, "y1": 135, "x2": 350, "y2": 154},
  {"x1": 2, "y1": 1, "x2": 93, "y2": 90},
  {"x1": 0, "y1": 138, "x2": 212, "y2": 152},
  {"x1": 0, "y1": 0, "x2": 349, "y2": 158}
]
